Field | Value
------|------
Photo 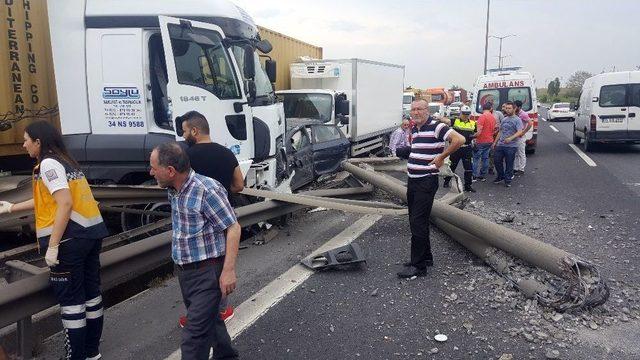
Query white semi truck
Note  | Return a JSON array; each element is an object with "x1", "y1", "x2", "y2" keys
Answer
[
  {"x1": 277, "y1": 59, "x2": 405, "y2": 156},
  {"x1": 24, "y1": 0, "x2": 287, "y2": 191}
]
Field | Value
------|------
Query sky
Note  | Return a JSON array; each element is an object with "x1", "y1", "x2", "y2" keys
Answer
[{"x1": 234, "y1": 0, "x2": 640, "y2": 90}]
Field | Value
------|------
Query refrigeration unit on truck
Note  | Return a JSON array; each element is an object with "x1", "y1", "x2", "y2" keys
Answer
[
  {"x1": 0, "y1": 0, "x2": 288, "y2": 194},
  {"x1": 277, "y1": 59, "x2": 405, "y2": 156}
]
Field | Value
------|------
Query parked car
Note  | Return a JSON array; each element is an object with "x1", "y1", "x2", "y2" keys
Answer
[
  {"x1": 286, "y1": 120, "x2": 351, "y2": 190},
  {"x1": 573, "y1": 71, "x2": 640, "y2": 151},
  {"x1": 547, "y1": 102, "x2": 575, "y2": 121}
]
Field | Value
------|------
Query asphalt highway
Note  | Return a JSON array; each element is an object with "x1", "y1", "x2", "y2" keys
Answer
[{"x1": 34, "y1": 110, "x2": 640, "y2": 359}]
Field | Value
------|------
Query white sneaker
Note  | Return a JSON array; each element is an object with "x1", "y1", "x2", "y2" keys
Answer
[{"x1": 87, "y1": 354, "x2": 102, "y2": 360}]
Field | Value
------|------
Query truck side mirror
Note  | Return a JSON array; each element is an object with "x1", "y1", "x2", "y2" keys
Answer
[
  {"x1": 243, "y1": 46, "x2": 255, "y2": 79},
  {"x1": 336, "y1": 96, "x2": 350, "y2": 116},
  {"x1": 265, "y1": 59, "x2": 277, "y2": 83},
  {"x1": 256, "y1": 39, "x2": 273, "y2": 54}
]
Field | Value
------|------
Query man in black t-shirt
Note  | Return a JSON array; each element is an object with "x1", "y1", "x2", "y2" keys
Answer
[
  {"x1": 177, "y1": 110, "x2": 245, "y2": 328},
  {"x1": 180, "y1": 111, "x2": 245, "y2": 200}
]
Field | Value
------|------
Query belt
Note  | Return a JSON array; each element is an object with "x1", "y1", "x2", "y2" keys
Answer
[{"x1": 176, "y1": 256, "x2": 224, "y2": 271}]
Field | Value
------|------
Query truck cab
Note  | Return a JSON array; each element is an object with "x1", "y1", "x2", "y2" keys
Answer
[{"x1": 47, "y1": 0, "x2": 286, "y2": 188}]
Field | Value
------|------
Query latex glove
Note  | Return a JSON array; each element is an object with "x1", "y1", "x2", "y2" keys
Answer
[
  {"x1": 0, "y1": 201, "x2": 13, "y2": 214},
  {"x1": 45, "y1": 245, "x2": 59, "y2": 267}
]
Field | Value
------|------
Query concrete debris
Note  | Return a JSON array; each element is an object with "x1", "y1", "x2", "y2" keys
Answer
[
  {"x1": 545, "y1": 349, "x2": 561, "y2": 359},
  {"x1": 498, "y1": 354, "x2": 514, "y2": 360},
  {"x1": 499, "y1": 213, "x2": 516, "y2": 223}
]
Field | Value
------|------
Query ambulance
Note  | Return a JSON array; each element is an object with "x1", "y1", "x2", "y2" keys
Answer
[{"x1": 471, "y1": 69, "x2": 539, "y2": 154}]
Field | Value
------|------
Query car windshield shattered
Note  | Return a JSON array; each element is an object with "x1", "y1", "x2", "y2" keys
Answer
[{"x1": 281, "y1": 93, "x2": 333, "y2": 121}]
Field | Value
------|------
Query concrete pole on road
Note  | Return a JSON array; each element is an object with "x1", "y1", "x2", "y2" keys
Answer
[{"x1": 483, "y1": 0, "x2": 490, "y2": 75}]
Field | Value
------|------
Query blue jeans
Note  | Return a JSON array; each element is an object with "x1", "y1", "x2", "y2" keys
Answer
[
  {"x1": 494, "y1": 146, "x2": 517, "y2": 183},
  {"x1": 473, "y1": 143, "x2": 492, "y2": 177}
]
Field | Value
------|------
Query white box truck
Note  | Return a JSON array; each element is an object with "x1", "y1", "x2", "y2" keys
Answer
[{"x1": 277, "y1": 59, "x2": 405, "y2": 156}]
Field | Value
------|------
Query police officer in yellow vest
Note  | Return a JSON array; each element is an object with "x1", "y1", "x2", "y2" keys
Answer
[
  {"x1": 443, "y1": 106, "x2": 477, "y2": 192},
  {"x1": 0, "y1": 121, "x2": 107, "y2": 360}
]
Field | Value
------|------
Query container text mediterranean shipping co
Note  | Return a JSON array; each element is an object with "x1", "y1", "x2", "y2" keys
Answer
[{"x1": 0, "y1": 0, "x2": 322, "y2": 191}]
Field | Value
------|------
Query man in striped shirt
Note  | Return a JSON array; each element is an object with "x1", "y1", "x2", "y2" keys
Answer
[{"x1": 396, "y1": 99, "x2": 465, "y2": 278}]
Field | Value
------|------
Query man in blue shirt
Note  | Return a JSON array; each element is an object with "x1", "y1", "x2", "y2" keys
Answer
[
  {"x1": 149, "y1": 142, "x2": 240, "y2": 360},
  {"x1": 492, "y1": 101, "x2": 526, "y2": 187}
]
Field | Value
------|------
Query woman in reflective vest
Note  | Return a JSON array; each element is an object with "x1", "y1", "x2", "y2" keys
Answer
[{"x1": 0, "y1": 121, "x2": 108, "y2": 360}]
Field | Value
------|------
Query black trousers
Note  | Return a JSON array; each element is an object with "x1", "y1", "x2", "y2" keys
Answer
[
  {"x1": 177, "y1": 260, "x2": 238, "y2": 360},
  {"x1": 407, "y1": 176, "x2": 439, "y2": 268},
  {"x1": 448, "y1": 146, "x2": 473, "y2": 188},
  {"x1": 48, "y1": 238, "x2": 103, "y2": 360}
]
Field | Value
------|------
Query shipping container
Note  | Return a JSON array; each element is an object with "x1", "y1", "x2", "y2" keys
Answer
[
  {"x1": 258, "y1": 26, "x2": 322, "y2": 91},
  {"x1": 0, "y1": 0, "x2": 58, "y2": 159}
]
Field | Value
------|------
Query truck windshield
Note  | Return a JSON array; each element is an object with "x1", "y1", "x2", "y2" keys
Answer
[
  {"x1": 168, "y1": 24, "x2": 241, "y2": 99},
  {"x1": 281, "y1": 93, "x2": 333, "y2": 121},
  {"x1": 231, "y1": 45, "x2": 275, "y2": 104},
  {"x1": 403, "y1": 95, "x2": 413, "y2": 104}
]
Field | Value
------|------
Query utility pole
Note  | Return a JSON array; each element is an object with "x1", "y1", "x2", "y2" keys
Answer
[
  {"x1": 494, "y1": 54, "x2": 512, "y2": 69},
  {"x1": 483, "y1": 0, "x2": 490, "y2": 75},
  {"x1": 489, "y1": 34, "x2": 516, "y2": 70}
]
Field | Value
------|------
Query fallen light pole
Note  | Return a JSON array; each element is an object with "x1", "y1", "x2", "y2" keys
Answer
[{"x1": 342, "y1": 160, "x2": 609, "y2": 311}]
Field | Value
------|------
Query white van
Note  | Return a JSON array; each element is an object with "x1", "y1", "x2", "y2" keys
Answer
[
  {"x1": 573, "y1": 71, "x2": 640, "y2": 152},
  {"x1": 471, "y1": 70, "x2": 539, "y2": 153}
]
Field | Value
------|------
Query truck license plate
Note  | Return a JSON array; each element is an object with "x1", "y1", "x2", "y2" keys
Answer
[{"x1": 602, "y1": 118, "x2": 624, "y2": 123}]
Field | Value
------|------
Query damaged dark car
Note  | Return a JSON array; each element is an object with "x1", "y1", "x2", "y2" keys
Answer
[{"x1": 285, "y1": 120, "x2": 350, "y2": 191}]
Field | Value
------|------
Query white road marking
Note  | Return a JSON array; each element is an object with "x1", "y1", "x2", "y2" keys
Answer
[
  {"x1": 549, "y1": 125, "x2": 559, "y2": 132},
  {"x1": 568, "y1": 144, "x2": 597, "y2": 167},
  {"x1": 164, "y1": 214, "x2": 382, "y2": 360},
  {"x1": 540, "y1": 117, "x2": 546, "y2": 122}
]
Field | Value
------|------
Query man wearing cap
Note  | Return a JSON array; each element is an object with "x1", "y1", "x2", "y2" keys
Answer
[{"x1": 443, "y1": 105, "x2": 477, "y2": 192}]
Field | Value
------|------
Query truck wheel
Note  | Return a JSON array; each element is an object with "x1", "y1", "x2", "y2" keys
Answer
[
  {"x1": 584, "y1": 130, "x2": 594, "y2": 152},
  {"x1": 572, "y1": 124, "x2": 581, "y2": 144}
]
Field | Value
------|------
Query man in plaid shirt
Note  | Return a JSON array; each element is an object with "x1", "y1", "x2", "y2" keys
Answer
[{"x1": 150, "y1": 142, "x2": 240, "y2": 360}]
